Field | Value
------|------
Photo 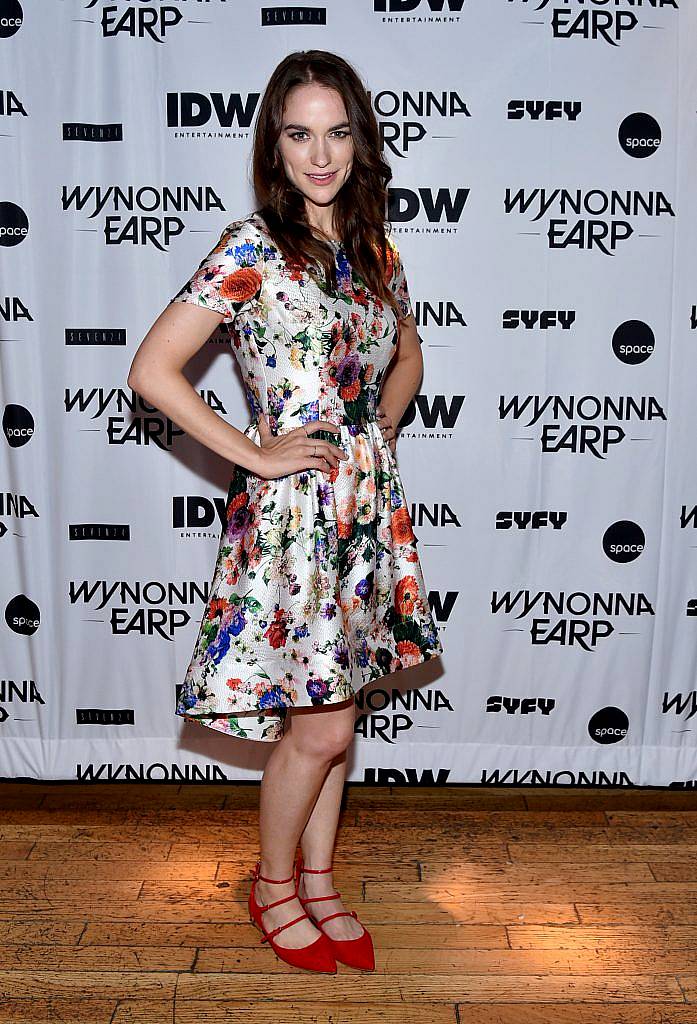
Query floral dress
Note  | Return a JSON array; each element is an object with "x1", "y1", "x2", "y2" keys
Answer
[{"x1": 170, "y1": 210, "x2": 443, "y2": 742}]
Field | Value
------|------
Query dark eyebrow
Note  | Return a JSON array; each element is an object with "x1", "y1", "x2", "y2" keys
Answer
[{"x1": 283, "y1": 122, "x2": 350, "y2": 132}]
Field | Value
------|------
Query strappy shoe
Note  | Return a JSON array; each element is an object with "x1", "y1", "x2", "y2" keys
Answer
[
  {"x1": 295, "y1": 855, "x2": 375, "y2": 971},
  {"x1": 248, "y1": 859, "x2": 337, "y2": 973}
]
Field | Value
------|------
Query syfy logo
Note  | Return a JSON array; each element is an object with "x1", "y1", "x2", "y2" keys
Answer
[
  {"x1": 486, "y1": 696, "x2": 556, "y2": 715},
  {"x1": 495, "y1": 511, "x2": 567, "y2": 531},
  {"x1": 508, "y1": 100, "x2": 581, "y2": 121},
  {"x1": 502, "y1": 310, "x2": 576, "y2": 330}
]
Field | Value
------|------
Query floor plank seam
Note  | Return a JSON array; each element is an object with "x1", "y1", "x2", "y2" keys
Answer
[{"x1": 675, "y1": 974, "x2": 690, "y2": 1002}]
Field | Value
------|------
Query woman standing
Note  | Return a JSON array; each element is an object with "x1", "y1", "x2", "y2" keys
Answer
[{"x1": 127, "y1": 49, "x2": 443, "y2": 974}]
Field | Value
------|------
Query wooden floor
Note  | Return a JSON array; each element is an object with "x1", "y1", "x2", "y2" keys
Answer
[{"x1": 1, "y1": 782, "x2": 697, "y2": 1022}]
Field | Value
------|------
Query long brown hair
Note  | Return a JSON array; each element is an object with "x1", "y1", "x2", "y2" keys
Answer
[{"x1": 250, "y1": 49, "x2": 399, "y2": 315}]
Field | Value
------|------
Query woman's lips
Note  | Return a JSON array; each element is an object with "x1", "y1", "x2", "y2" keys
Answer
[{"x1": 306, "y1": 170, "x2": 338, "y2": 185}]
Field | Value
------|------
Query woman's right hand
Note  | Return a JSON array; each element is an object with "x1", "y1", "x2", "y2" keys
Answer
[{"x1": 253, "y1": 412, "x2": 349, "y2": 480}]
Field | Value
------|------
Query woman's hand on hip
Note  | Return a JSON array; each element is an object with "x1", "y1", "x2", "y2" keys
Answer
[{"x1": 254, "y1": 413, "x2": 348, "y2": 480}]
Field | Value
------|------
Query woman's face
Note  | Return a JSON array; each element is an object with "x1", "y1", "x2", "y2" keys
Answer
[{"x1": 276, "y1": 83, "x2": 354, "y2": 221}]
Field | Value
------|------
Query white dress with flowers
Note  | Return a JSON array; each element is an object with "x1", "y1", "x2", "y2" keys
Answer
[{"x1": 170, "y1": 211, "x2": 443, "y2": 742}]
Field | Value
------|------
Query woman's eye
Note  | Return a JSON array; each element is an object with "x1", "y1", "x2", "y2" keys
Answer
[{"x1": 289, "y1": 131, "x2": 351, "y2": 141}]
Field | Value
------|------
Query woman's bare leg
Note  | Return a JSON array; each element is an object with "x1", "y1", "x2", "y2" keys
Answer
[
  {"x1": 254, "y1": 697, "x2": 355, "y2": 949},
  {"x1": 297, "y1": 734, "x2": 364, "y2": 941}
]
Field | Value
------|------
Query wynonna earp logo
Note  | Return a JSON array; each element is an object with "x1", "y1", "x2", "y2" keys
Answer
[
  {"x1": 65, "y1": 386, "x2": 227, "y2": 448},
  {"x1": 77, "y1": 762, "x2": 231, "y2": 782},
  {"x1": 505, "y1": 187, "x2": 675, "y2": 254},
  {"x1": 61, "y1": 185, "x2": 226, "y2": 249},
  {"x1": 491, "y1": 589, "x2": 654, "y2": 649},
  {"x1": 81, "y1": 1, "x2": 215, "y2": 40},
  {"x1": 481, "y1": 769, "x2": 634, "y2": 786},
  {"x1": 499, "y1": 393, "x2": 667, "y2": 458},
  {"x1": 507, "y1": 0, "x2": 678, "y2": 47},
  {"x1": 70, "y1": 580, "x2": 210, "y2": 637}
]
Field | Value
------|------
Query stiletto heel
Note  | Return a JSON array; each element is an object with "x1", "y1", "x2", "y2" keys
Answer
[
  {"x1": 248, "y1": 859, "x2": 337, "y2": 973},
  {"x1": 295, "y1": 855, "x2": 375, "y2": 971}
]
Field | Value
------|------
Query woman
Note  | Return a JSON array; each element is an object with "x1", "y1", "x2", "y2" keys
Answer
[{"x1": 127, "y1": 49, "x2": 443, "y2": 974}]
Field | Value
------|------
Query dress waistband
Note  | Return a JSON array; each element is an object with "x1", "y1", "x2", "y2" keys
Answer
[{"x1": 251, "y1": 391, "x2": 380, "y2": 438}]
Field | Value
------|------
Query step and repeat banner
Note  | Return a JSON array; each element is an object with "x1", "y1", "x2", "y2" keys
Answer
[{"x1": 2, "y1": 1, "x2": 697, "y2": 785}]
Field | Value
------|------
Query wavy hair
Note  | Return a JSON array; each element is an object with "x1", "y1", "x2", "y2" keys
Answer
[{"x1": 250, "y1": 49, "x2": 399, "y2": 315}]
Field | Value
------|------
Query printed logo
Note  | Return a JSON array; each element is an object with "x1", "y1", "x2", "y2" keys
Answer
[
  {"x1": 618, "y1": 112, "x2": 662, "y2": 158},
  {"x1": 602, "y1": 520, "x2": 645, "y2": 563},
  {"x1": 363, "y1": 767, "x2": 451, "y2": 785},
  {"x1": 588, "y1": 706, "x2": 629, "y2": 744},
  {"x1": 0, "y1": 0, "x2": 23, "y2": 38},
  {"x1": 5, "y1": 594, "x2": 40, "y2": 636},
  {"x1": 3, "y1": 405, "x2": 34, "y2": 447},
  {"x1": 508, "y1": 99, "x2": 581, "y2": 121},
  {"x1": 495, "y1": 511, "x2": 567, "y2": 531},
  {"x1": 486, "y1": 696, "x2": 556, "y2": 715},
  {"x1": 612, "y1": 320, "x2": 655, "y2": 365}
]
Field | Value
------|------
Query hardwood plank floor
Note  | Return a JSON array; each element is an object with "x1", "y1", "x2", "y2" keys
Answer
[{"x1": 0, "y1": 781, "x2": 696, "y2": 1023}]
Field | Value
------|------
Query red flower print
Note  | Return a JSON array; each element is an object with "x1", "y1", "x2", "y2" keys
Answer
[
  {"x1": 339, "y1": 379, "x2": 361, "y2": 403},
  {"x1": 207, "y1": 597, "x2": 227, "y2": 620},
  {"x1": 220, "y1": 267, "x2": 263, "y2": 304},
  {"x1": 396, "y1": 639, "x2": 422, "y2": 665},
  {"x1": 391, "y1": 506, "x2": 415, "y2": 545},
  {"x1": 226, "y1": 490, "x2": 249, "y2": 518},
  {"x1": 226, "y1": 677, "x2": 244, "y2": 690},
  {"x1": 265, "y1": 609, "x2": 290, "y2": 650},
  {"x1": 395, "y1": 575, "x2": 418, "y2": 615}
]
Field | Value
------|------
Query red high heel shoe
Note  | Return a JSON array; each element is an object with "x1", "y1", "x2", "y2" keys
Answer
[
  {"x1": 248, "y1": 859, "x2": 337, "y2": 973},
  {"x1": 295, "y1": 856, "x2": 375, "y2": 971}
]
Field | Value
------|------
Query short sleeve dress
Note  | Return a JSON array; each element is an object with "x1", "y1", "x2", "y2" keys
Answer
[{"x1": 170, "y1": 210, "x2": 443, "y2": 743}]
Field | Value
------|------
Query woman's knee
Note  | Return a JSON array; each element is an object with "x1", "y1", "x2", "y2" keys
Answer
[{"x1": 289, "y1": 702, "x2": 356, "y2": 761}]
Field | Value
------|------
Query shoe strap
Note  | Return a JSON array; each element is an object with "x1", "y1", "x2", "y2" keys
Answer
[
  {"x1": 315, "y1": 909, "x2": 359, "y2": 927},
  {"x1": 300, "y1": 864, "x2": 333, "y2": 874},
  {"x1": 252, "y1": 860, "x2": 296, "y2": 885},
  {"x1": 299, "y1": 891, "x2": 341, "y2": 905},
  {"x1": 257, "y1": 890, "x2": 297, "y2": 913},
  {"x1": 260, "y1": 911, "x2": 310, "y2": 942}
]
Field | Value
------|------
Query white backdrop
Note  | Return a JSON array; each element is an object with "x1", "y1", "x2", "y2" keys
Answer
[{"x1": 2, "y1": 0, "x2": 696, "y2": 786}]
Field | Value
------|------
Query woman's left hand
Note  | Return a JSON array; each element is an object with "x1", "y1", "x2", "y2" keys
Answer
[{"x1": 377, "y1": 405, "x2": 397, "y2": 454}]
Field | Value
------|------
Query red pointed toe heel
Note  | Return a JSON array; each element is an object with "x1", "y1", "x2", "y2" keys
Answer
[
  {"x1": 295, "y1": 856, "x2": 376, "y2": 971},
  {"x1": 248, "y1": 860, "x2": 337, "y2": 974}
]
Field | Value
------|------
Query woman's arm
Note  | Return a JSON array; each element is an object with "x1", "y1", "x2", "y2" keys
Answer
[
  {"x1": 378, "y1": 313, "x2": 423, "y2": 438},
  {"x1": 127, "y1": 302, "x2": 264, "y2": 474}
]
